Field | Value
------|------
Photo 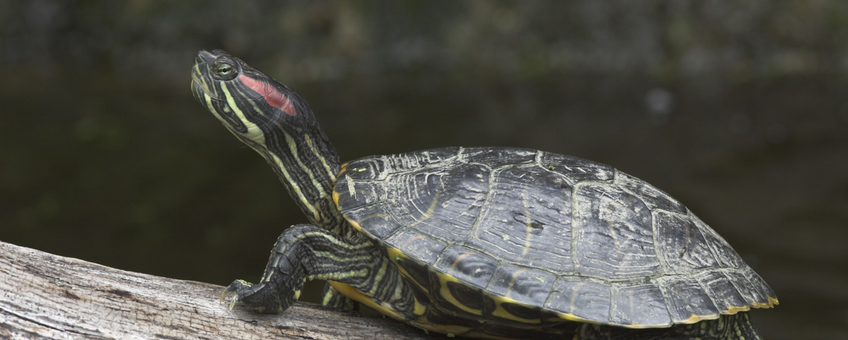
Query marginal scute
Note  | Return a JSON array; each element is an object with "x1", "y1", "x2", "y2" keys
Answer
[
  {"x1": 486, "y1": 264, "x2": 556, "y2": 307},
  {"x1": 722, "y1": 270, "x2": 765, "y2": 308},
  {"x1": 340, "y1": 203, "x2": 402, "y2": 239},
  {"x1": 384, "y1": 227, "x2": 448, "y2": 265},
  {"x1": 393, "y1": 253, "x2": 432, "y2": 293},
  {"x1": 497, "y1": 301, "x2": 542, "y2": 322},
  {"x1": 740, "y1": 267, "x2": 773, "y2": 308},
  {"x1": 609, "y1": 280, "x2": 672, "y2": 327},
  {"x1": 433, "y1": 245, "x2": 497, "y2": 290},
  {"x1": 545, "y1": 277, "x2": 611, "y2": 324},
  {"x1": 745, "y1": 269, "x2": 778, "y2": 307},
  {"x1": 415, "y1": 290, "x2": 482, "y2": 329},
  {"x1": 427, "y1": 270, "x2": 485, "y2": 317},
  {"x1": 697, "y1": 271, "x2": 749, "y2": 314},
  {"x1": 655, "y1": 276, "x2": 720, "y2": 323}
]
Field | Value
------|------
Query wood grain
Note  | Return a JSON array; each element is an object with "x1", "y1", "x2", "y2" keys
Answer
[{"x1": 0, "y1": 241, "x2": 443, "y2": 340}]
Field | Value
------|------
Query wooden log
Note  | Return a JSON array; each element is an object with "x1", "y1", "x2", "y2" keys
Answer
[{"x1": 0, "y1": 240, "x2": 442, "y2": 339}]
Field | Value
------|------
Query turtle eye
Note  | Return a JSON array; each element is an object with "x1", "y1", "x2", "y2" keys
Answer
[{"x1": 213, "y1": 62, "x2": 237, "y2": 80}]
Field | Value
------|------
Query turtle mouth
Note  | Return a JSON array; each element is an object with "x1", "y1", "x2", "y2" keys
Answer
[
  {"x1": 191, "y1": 73, "x2": 216, "y2": 102},
  {"x1": 191, "y1": 50, "x2": 220, "y2": 102}
]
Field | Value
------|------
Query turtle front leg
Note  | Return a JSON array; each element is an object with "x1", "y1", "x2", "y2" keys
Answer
[{"x1": 222, "y1": 224, "x2": 414, "y2": 317}]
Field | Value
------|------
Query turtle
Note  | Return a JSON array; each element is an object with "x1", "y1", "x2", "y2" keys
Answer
[{"x1": 190, "y1": 49, "x2": 777, "y2": 340}]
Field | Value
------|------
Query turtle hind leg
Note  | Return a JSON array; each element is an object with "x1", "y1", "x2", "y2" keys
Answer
[
  {"x1": 222, "y1": 224, "x2": 413, "y2": 317},
  {"x1": 322, "y1": 282, "x2": 356, "y2": 311},
  {"x1": 577, "y1": 313, "x2": 762, "y2": 340}
]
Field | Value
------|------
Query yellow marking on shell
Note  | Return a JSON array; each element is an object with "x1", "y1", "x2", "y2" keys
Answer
[
  {"x1": 451, "y1": 253, "x2": 471, "y2": 271},
  {"x1": 407, "y1": 192, "x2": 441, "y2": 227},
  {"x1": 327, "y1": 281, "x2": 408, "y2": 321},
  {"x1": 332, "y1": 190, "x2": 341, "y2": 208},
  {"x1": 678, "y1": 313, "x2": 720, "y2": 325},
  {"x1": 386, "y1": 247, "x2": 429, "y2": 294},
  {"x1": 294, "y1": 290, "x2": 301, "y2": 300},
  {"x1": 386, "y1": 248, "x2": 409, "y2": 270},
  {"x1": 752, "y1": 296, "x2": 777, "y2": 309},
  {"x1": 347, "y1": 218, "x2": 363, "y2": 233},
  {"x1": 466, "y1": 279, "x2": 600, "y2": 326},
  {"x1": 521, "y1": 235, "x2": 531, "y2": 257},
  {"x1": 357, "y1": 213, "x2": 393, "y2": 224},
  {"x1": 721, "y1": 296, "x2": 780, "y2": 315},
  {"x1": 724, "y1": 305, "x2": 751, "y2": 314},
  {"x1": 552, "y1": 311, "x2": 602, "y2": 325},
  {"x1": 435, "y1": 272, "x2": 482, "y2": 316},
  {"x1": 413, "y1": 295, "x2": 426, "y2": 316},
  {"x1": 305, "y1": 134, "x2": 336, "y2": 181},
  {"x1": 488, "y1": 294, "x2": 541, "y2": 324},
  {"x1": 508, "y1": 269, "x2": 525, "y2": 291},
  {"x1": 720, "y1": 295, "x2": 778, "y2": 317},
  {"x1": 366, "y1": 246, "x2": 427, "y2": 317},
  {"x1": 336, "y1": 212, "x2": 401, "y2": 242},
  {"x1": 419, "y1": 192, "x2": 441, "y2": 223}
]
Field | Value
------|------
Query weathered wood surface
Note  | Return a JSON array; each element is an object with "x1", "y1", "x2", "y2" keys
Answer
[{"x1": 0, "y1": 240, "x2": 442, "y2": 339}]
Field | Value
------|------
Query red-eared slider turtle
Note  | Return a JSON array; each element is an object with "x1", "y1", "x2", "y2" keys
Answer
[{"x1": 191, "y1": 50, "x2": 777, "y2": 340}]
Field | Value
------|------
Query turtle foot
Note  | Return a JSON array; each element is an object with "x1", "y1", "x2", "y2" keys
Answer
[{"x1": 220, "y1": 279, "x2": 291, "y2": 314}]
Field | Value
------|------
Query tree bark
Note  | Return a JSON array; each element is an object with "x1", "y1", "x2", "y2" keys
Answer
[{"x1": 0, "y1": 240, "x2": 442, "y2": 339}]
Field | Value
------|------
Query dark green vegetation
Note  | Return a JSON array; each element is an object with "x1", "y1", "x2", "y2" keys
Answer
[{"x1": 1, "y1": 1, "x2": 847, "y2": 338}]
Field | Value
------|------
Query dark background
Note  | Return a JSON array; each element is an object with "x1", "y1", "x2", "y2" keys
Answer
[{"x1": 1, "y1": 1, "x2": 846, "y2": 338}]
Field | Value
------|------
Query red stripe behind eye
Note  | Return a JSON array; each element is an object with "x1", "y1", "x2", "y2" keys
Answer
[{"x1": 238, "y1": 74, "x2": 296, "y2": 116}]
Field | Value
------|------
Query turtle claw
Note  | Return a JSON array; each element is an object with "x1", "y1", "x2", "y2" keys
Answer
[
  {"x1": 219, "y1": 280, "x2": 255, "y2": 310},
  {"x1": 218, "y1": 279, "x2": 290, "y2": 314}
]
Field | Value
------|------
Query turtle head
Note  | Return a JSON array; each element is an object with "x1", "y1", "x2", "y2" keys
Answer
[
  {"x1": 191, "y1": 49, "x2": 343, "y2": 231},
  {"x1": 191, "y1": 50, "x2": 320, "y2": 146}
]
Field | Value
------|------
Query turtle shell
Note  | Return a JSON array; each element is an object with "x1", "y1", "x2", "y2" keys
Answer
[{"x1": 333, "y1": 146, "x2": 777, "y2": 329}]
